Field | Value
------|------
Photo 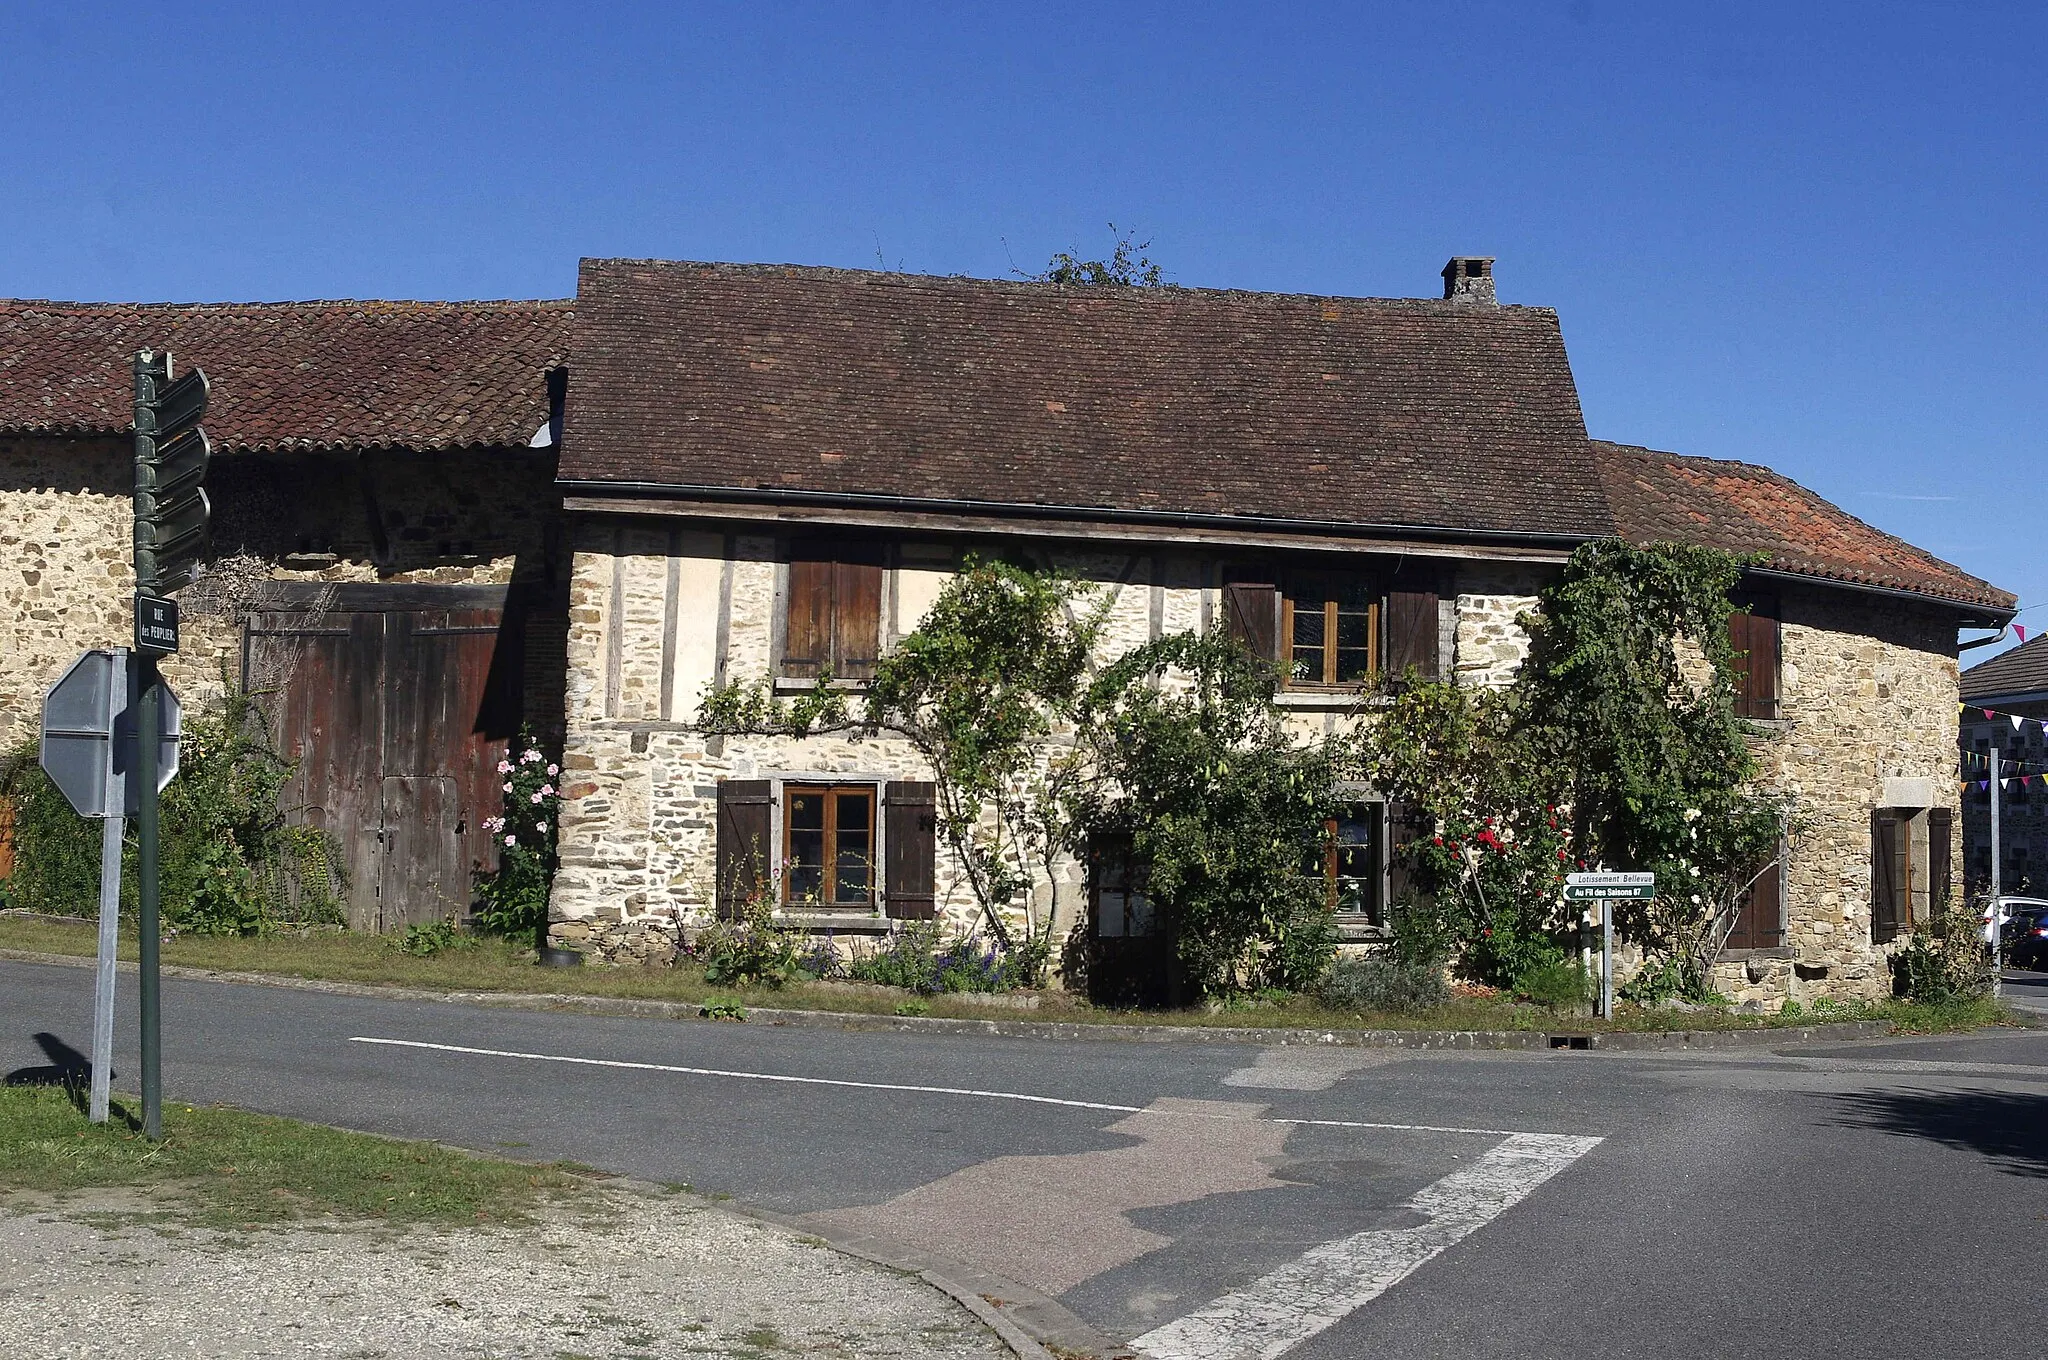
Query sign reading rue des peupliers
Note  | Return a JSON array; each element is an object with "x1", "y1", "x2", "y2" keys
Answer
[{"x1": 1564, "y1": 871, "x2": 1656, "y2": 902}]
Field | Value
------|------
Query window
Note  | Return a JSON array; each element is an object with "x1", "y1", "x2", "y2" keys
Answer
[
  {"x1": 1285, "y1": 577, "x2": 1380, "y2": 687},
  {"x1": 783, "y1": 785, "x2": 875, "y2": 908},
  {"x1": 1090, "y1": 833, "x2": 1155, "y2": 938},
  {"x1": 1305, "y1": 805, "x2": 1384, "y2": 930},
  {"x1": 1729, "y1": 593, "x2": 1780, "y2": 720},
  {"x1": 1223, "y1": 569, "x2": 1438, "y2": 689},
  {"x1": 782, "y1": 541, "x2": 883, "y2": 681}
]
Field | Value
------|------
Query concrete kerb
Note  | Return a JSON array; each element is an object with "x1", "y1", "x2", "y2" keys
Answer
[{"x1": 1, "y1": 945, "x2": 1899, "y2": 1050}]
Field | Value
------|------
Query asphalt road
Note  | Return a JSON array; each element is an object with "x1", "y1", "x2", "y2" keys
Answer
[{"x1": 4, "y1": 958, "x2": 2046, "y2": 1359}]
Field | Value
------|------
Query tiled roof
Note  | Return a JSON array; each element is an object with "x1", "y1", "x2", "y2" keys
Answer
[
  {"x1": 1962, "y1": 634, "x2": 2048, "y2": 701},
  {"x1": 0, "y1": 298, "x2": 572, "y2": 453},
  {"x1": 561, "y1": 259, "x2": 1609, "y2": 540},
  {"x1": 1593, "y1": 440, "x2": 2013, "y2": 614}
]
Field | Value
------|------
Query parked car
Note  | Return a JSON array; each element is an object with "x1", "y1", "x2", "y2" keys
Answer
[
  {"x1": 1981, "y1": 896, "x2": 2048, "y2": 943},
  {"x1": 1998, "y1": 903, "x2": 2048, "y2": 971}
]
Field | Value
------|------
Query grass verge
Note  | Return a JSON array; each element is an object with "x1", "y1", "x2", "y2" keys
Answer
[
  {"x1": 0, "y1": 1081, "x2": 580, "y2": 1229},
  {"x1": 0, "y1": 913, "x2": 2013, "y2": 1036}
]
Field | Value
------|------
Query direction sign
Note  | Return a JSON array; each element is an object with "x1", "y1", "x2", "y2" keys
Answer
[
  {"x1": 1564, "y1": 871, "x2": 1655, "y2": 902},
  {"x1": 39, "y1": 650, "x2": 180, "y2": 817}
]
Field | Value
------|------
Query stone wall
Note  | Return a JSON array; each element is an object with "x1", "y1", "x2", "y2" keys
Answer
[
  {"x1": 548, "y1": 528, "x2": 1561, "y2": 959},
  {"x1": 547, "y1": 526, "x2": 1969, "y2": 1004},
  {"x1": 0, "y1": 433, "x2": 564, "y2": 759},
  {"x1": 1759, "y1": 584, "x2": 1964, "y2": 1003}
]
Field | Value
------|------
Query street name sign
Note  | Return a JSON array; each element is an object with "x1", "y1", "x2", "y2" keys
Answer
[
  {"x1": 1564, "y1": 871, "x2": 1655, "y2": 902},
  {"x1": 136, "y1": 593, "x2": 180, "y2": 654}
]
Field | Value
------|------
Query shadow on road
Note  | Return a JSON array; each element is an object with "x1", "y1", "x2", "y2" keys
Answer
[
  {"x1": 1827, "y1": 1087, "x2": 2048, "y2": 1179},
  {"x1": 3, "y1": 1031, "x2": 94, "y2": 1113}
]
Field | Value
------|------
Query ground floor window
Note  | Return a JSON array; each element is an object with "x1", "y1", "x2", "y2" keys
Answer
[
  {"x1": 1305, "y1": 804, "x2": 1383, "y2": 930},
  {"x1": 783, "y1": 785, "x2": 875, "y2": 908},
  {"x1": 1090, "y1": 834, "x2": 1155, "y2": 938}
]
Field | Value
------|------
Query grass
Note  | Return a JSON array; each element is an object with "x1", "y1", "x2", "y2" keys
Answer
[
  {"x1": 0, "y1": 1081, "x2": 582, "y2": 1229},
  {"x1": 0, "y1": 913, "x2": 2013, "y2": 1037}
]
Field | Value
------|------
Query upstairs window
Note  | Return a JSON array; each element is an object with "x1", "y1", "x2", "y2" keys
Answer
[
  {"x1": 1729, "y1": 593, "x2": 1780, "y2": 720},
  {"x1": 1223, "y1": 569, "x2": 1438, "y2": 688},
  {"x1": 782, "y1": 541, "x2": 883, "y2": 681}
]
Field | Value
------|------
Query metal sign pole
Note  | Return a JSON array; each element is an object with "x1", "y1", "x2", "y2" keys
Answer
[
  {"x1": 136, "y1": 650, "x2": 163, "y2": 1141},
  {"x1": 1990, "y1": 746, "x2": 2002, "y2": 1001},
  {"x1": 89, "y1": 810, "x2": 124, "y2": 1124},
  {"x1": 1602, "y1": 902, "x2": 1614, "y2": 1019},
  {"x1": 88, "y1": 646, "x2": 130, "y2": 1126}
]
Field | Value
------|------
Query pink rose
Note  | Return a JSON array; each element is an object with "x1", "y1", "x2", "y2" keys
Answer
[
  {"x1": 540, "y1": 784, "x2": 554, "y2": 796},
  {"x1": 497, "y1": 760, "x2": 512, "y2": 774},
  {"x1": 504, "y1": 834, "x2": 517, "y2": 846},
  {"x1": 547, "y1": 763, "x2": 559, "y2": 777},
  {"x1": 530, "y1": 791, "x2": 544, "y2": 804}
]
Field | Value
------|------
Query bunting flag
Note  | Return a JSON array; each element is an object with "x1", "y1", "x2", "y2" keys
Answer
[
  {"x1": 2018, "y1": 625, "x2": 2030, "y2": 643},
  {"x1": 1981, "y1": 780, "x2": 1990, "y2": 792}
]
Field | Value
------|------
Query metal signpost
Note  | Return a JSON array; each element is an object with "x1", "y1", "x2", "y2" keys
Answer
[
  {"x1": 40, "y1": 650, "x2": 179, "y2": 1123},
  {"x1": 132, "y1": 350, "x2": 210, "y2": 1139},
  {"x1": 1565, "y1": 872, "x2": 1655, "y2": 1018}
]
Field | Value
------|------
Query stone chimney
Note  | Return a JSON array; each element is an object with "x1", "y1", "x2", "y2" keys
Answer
[{"x1": 1441, "y1": 256, "x2": 1497, "y2": 306}]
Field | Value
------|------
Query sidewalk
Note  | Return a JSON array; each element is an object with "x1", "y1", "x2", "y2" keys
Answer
[
  {"x1": 1999, "y1": 969, "x2": 2048, "y2": 1018},
  {"x1": 0, "y1": 1181, "x2": 1016, "y2": 1360}
]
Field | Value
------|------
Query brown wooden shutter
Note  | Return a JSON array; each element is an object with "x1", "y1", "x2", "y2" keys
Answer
[
  {"x1": 1927, "y1": 806, "x2": 1954, "y2": 916},
  {"x1": 1223, "y1": 582, "x2": 1279, "y2": 661},
  {"x1": 715, "y1": 780, "x2": 772, "y2": 920},
  {"x1": 1729, "y1": 850, "x2": 1784, "y2": 950},
  {"x1": 1384, "y1": 590, "x2": 1440, "y2": 682},
  {"x1": 883, "y1": 780, "x2": 938, "y2": 919},
  {"x1": 1730, "y1": 597, "x2": 1780, "y2": 720},
  {"x1": 1871, "y1": 809, "x2": 1904, "y2": 944},
  {"x1": 783, "y1": 558, "x2": 831, "y2": 679},
  {"x1": 1384, "y1": 800, "x2": 1429, "y2": 911},
  {"x1": 833, "y1": 556, "x2": 883, "y2": 680}
]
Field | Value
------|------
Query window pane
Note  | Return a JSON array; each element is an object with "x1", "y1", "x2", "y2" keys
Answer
[
  {"x1": 1334, "y1": 648, "x2": 1374, "y2": 683},
  {"x1": 787, "y1": 831, "x2": 826, "y2": 904},
  {"x1": 788, "y1": 792, "x2": 825, "y2": 831},
  {"x1": 1126, "y1": 891, "x2": 1155, "y2": 938},
  {"x1": 1292, "y1": 607, "x2": 1326, "y2": 647},
  {"x1": 833, "y1": 792, "x2": 873, "y2": 902},
  {"x1": 1099, "y1": 890, "x2": 1127, "y2": 938},
  {"x1": 1334, "y1": 578, "x2": 1375, "y2": 611}
]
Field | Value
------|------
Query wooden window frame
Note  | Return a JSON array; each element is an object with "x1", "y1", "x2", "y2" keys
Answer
[
  {"x1": 780, "y1": 784, "x2": 878, "y2": 910},
  {"x1": 1309, "y1": 803, "x2": 1384, "y2": 930},
  {"x1": 1089, "y1": 832, "x2": 1156, "y2": 939},
  {"x1": 1279, "y1": 573, "x2": 1382, "y2": 691}
]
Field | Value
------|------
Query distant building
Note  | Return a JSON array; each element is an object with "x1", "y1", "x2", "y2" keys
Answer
[{"x1": 1960, "y1": 636, "x2": 2048, "y2": 896}]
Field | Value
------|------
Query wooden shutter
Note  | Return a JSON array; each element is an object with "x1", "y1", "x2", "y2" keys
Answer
[
  {"x1": 1384, "y1": 800, "x2": 1428, "y2": 911},
  {"x1": 715, "y1": 780, "x2": 772, "y2": 920},
  {"x1": 1730, "y1": 597, "x2": 1780, "y2": 720},
  {"x1": 1729, "y1": 850, "x2": 1784, "y2": 950},
  {"x1": 833, "y1": 556, "x2": 883, "y2": 680},
  {"x1": 1927, "y1": 806, "x2": 1954, "y2": 916},
  {"x1": 883, "y1": 780, "x2": 937, "y2": 919},
  {"x1": 783, "y1": 558, "x2": 832, "y2": 679},
  {"x1": 1384, "y1": 590, "x2": 1440, "y2": 682},
  {"x1": 1223, "y1": 582, "x2": 1279, "y2": 661},
  {"x1": 1871, "y1": 809, "x2": 1905, "y2": 944}
]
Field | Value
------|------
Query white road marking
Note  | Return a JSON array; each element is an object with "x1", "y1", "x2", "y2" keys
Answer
[
  {"x1": 1131, "y1": 1131, "x2": 1603, "y2": 1360},
  {"x1": 346, "y1": 1035, "x2": 1540, "y2": 1136}
]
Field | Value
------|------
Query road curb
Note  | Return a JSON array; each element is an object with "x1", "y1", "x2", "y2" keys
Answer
[{"x1": 0, "y1": 945, "x2": 1900, "y2": 1050}]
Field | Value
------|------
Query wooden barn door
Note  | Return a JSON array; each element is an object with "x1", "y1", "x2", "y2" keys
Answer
[{"x1": 246, "y1": 584, "x2": 519, "y2": 932}]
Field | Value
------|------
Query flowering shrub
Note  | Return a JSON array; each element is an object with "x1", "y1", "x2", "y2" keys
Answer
[
  {"x1": 688, "y1": 894, "x2": 811, "y2": 989},
  {"x1": 472, "y1": 731, "x2": 559, "y2": 943},
  {"x1": 844, "y1": 921, "x2": 1044, "y2": 994}
]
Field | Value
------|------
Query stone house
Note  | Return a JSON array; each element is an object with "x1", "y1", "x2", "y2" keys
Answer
[
  {"x1": 545, "y1": 256, "x2": 2013, "y2": 1006},
  {"x1": 1959, "y1": 636, "x2": 2048, "y2": 895},
  {"x1": 0, "y1": 297, "x2": 572, "y2": 930}
]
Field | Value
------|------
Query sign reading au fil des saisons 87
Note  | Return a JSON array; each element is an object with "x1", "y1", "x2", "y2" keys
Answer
[{"x1": 1563, "y1": 871, "x2": 1656, "y2": 902}]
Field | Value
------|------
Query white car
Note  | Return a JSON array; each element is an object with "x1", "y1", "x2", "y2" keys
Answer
[{"x1": 1982, "y1": 895, "x2": 2048, "y2": 945}]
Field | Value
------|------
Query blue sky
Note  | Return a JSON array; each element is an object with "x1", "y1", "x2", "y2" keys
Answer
[{"x1": 4, "y1": 2, "x2": 2041, "y2": 649}]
